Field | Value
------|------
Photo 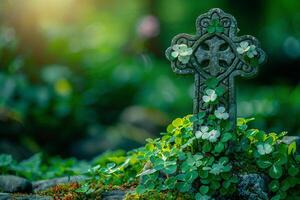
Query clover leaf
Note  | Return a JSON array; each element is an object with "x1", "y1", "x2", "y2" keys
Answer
[{"x1": 207, "y1": 19, "x2": 224, "y2": 33}]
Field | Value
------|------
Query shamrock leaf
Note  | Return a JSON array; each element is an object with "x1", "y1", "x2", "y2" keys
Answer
[{"x1": 207, "y1": 19, "x2": 224, "y2": 33}]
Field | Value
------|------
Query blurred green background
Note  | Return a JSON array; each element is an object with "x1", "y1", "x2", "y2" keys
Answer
[{"x1": 1, "y1": 0, "x2": 300, "y2": 160}]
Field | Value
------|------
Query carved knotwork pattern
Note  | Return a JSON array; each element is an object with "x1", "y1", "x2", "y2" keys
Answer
[{"x1": 166, "y1": 8, "x2": 266, "y2": 131}]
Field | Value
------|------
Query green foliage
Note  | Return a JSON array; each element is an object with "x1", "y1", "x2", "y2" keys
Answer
[
  {"x1": 0, "y1": 153, "x2": 90, "y2": 181},
  {"x1": 75, "y1": 78, "x2": 300, "y2": 200}
]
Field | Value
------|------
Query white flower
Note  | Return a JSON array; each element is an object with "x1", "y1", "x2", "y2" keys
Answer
[
  {"x1": 214, "y1": 107, "x2": 229, "y2": 120},
  {"x1": 171, "y1": 44, "x2": 193, "y2": 64},
  {"x1": 202, "y1": 89, "x2": 217, "y2": 103},
  {"x1": 195, "y1": 126, "x2": 209, "y2": 139},
  {"x1": 237, "y1": 41, "x2": 250, "y2": 54},
  {"x1": 247, "y1": 45, "x2": 258, "y2": 58},
  {"x1": 207, "y1": 129, "x2": 220, "y2": 143},
  {"x1": 237, "y1": 41, "x2": 258, "y2": 58},
  {"x1": 257, "y1": 143, "x2": 273, "y2": 155}
]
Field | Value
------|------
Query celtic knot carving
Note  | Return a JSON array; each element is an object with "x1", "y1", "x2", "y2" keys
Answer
[{"x1": 165, "y1": 8, "x2": 266, "y2": 132}]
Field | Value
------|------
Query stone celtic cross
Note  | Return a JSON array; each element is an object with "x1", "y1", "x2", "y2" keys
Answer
[{"x1": 166, "y1": 8, "x2": 266, "y2": 131}]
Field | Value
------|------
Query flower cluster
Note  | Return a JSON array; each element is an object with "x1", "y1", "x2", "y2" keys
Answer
[
  {"x1": 170, "y1": 44, "x2": 193, "y2": 64},
  {"x1": 237, "y1": 41, "x2": 257, "y2": 58},
  {"x1": 202, "y1": 89, "x2": 217, "y2": 103},
  {"x1": 196, "y1": 126, "x2": 220, "y2": 143}
]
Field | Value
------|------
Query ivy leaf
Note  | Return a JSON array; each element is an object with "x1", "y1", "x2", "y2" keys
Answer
[
  {"x1": 288, "y1": 141, "x2": 297, "y2": 155},
  {"x1": 199, "y1": 185, "x2": 209, "y2": 194},
  {"x1": 269, "y1": 165, "x2": 283, "y2": 179},
  {"x1": 288, "y1": 165, "x2": 299, "y2": 176},
  {"x1": 256, "y1": 159, "x2": 272, "y2": 169}
]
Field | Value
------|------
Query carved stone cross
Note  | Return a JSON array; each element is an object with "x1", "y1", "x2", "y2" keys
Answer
[{"x1": 166, "y1": 8, "x2": 266, "y2": 131}]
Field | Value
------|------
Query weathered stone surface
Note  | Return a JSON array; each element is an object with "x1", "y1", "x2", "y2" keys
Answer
[
  {"x1": 32, "y1": 175, "x2": 86, "y2": 192},
  {"x1": 0, "y1": 175, "x2": 32, "y2": 193},
  {"x1": 101, "y1": 190, "x2": 126, "y2": 200},
  {"x1": 165, "y1": 8, "x2": 266, "y2": 131},
  {"x1": 282, "y1": 136, "x2": 300, "y2": 154},
  {"x1": 237, "y1": 173, "x2": 268, "y2": 200},
  {"x1": 0, "y1": 193, "x2": 52, "y2": 200}
]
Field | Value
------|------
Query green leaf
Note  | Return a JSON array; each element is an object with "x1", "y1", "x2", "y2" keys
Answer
[
  {"x1": 163, "y1": 164, "x2": 177, "y2": 175},
  {"x1": 216, "y1": 26, "x2": 224, "y2": 33},
  {"x1": 223, "y1": 180, "x2": 231, "y2": 189},
  {"x1": 256, "y1": 159, "x2": 272, "y2": 169},
  {"x1": 221, "y1": 133, "x2": 232, "y2": 143},
  {"x1": 288, "y1": 141, "x2": 297, "y2": 155},
  {"x1": 214, "y1": 142, "x2": 225, "y2": 153},
  {"x1": 172, "y1": 118, "x2": 183, "y2": 127},
  {"x1": 200, "y1": 185, "x2": 209, "y2": 194},
  {"x1": 269, "y1": 165, "x2": 283, "y2": 179},
  {"x1": 205, "y1": 77, "x2": 219, "y2": 88},
  {"x1": 210, "y1": 181, "x2": 221, "y2": 190},
  {"x1": 270, "y1": 195, "x2": 281, "y2": 200},
  {"x1": 165, "y1": 177, "x2": 177, "y2": 189},
  {"x1": 215, "y1": 86, "x2": 225, "y2": 96},
  {"x1": 202, "y1": 142, "x2": 212, "y2": 152},
  {"x1": 0, "y1": 154, "x2": 13, "y2": 167},
  {"x1": 268, "y1": 180, "x2": 280, "y2": 192},
  {"x1": 136, "y1": 185, "x2": 147, "y2": 194},
  {"x1": 198, "y1": 112, "x2": 206, "y2": 119},
  {"x1": 177, "y1": 182, "x2": 192, "y2": 193},
  {"x1": 207, "y1": 26, "x2": 215, "y2": 34},
  {"x1": 288, "y1": 165, "x2": 299, "y2": 176},
  {"x1": 199, "y1": 170, "x2": 209, "y2": 178}
]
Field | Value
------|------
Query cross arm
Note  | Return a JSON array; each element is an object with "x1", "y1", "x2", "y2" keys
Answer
[
  {"x1": 232, "y1": 35, "x2": 266, "y2": 78},
  {"x1": 165, "y1": 33, "x2": 198, "y2": 75}
]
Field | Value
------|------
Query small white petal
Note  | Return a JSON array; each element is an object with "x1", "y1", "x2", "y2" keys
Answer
[
  {"x1": 237, "y1": 47, "x2": 244, "y2": 54},
  {"x1": 202, "y1": 95, "x2": 210, "y2": 103},
  {"x1": 201, "y1": 126, "x2": 209, "y2": 132},
  {"x1": 202, "y1": 132, "x2": 210, "y2": 139},
  {"x1": 195, "y1": 131, "x2": 203, "y2": 139},
  {"x1": 222, "y1": 113, "x2": 229, "y2": 120},
  {"x1": 210, "y1": 93, "x2": 217, "y2": 102},
  {"x1": 171, "y1": 51, "x2": 179, "y2": 58},
  {"x1": 240, "y1": 41, "x2": 249, "y2": 48}
]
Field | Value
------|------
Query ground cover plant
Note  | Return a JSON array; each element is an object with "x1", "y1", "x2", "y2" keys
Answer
[{"x1": 71, "y1": 78, "x2": 300, "y2": 200}]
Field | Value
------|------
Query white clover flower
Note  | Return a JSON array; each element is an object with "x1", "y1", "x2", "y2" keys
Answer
[
  {"x1": 202, "y1": 89, "x2": 217, "y2": 103},
  {"x1": 247, "y1": 45, "x2": 258, "y2": 58},
  {"x1": 207, "y1": 129, "x2": 220, "y2": 143},
  {"x1": 195, "y1": 126, "x2": 209, "y2": 139},
  {"x1": 257, "y1": 143, "x2": 273, "y2": 155},
  {"x1": 237, "y1": 41, "x2": 258, "y2": 58},
  {"x1": 237, "y1": 41, "x2": 250, "y2": 54},
  {"x1": 214, "y1": 106, "x2": 229, "y2": 120},
  {"x1": 171, "y1": 44, "x2": 193, "y2": 64}
]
